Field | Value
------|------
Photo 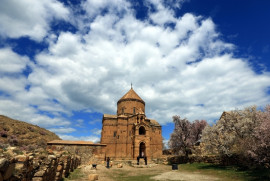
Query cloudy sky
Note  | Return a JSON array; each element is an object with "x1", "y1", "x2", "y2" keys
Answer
[{"x1": 0, "y1": 0, "x2": 270, "y2": 143}]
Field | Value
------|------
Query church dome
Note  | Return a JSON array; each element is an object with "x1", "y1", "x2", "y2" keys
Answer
[
  {"x1": 117, "y1": 88, "x2": 145, "y2": 115},
  {"x1": 117, "y1": 88, "x2": 145, "y2": 105}
]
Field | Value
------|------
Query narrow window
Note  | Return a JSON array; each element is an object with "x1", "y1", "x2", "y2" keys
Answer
[
  {"x1": 133, "y1": 107, "x2": 136, "y2": 114},
  {"x1": 139, "y1": 126, "x2": 146, "y2": 135},
  {"x1": 122, "y1": 107, "x2": 124, "y2": 114},
  {"x1": 113, "y1": 131, "x2": 117, "y2": 137}
]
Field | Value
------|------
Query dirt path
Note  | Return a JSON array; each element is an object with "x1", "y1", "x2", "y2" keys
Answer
[
  {"x1": 151, "y1": 170, "x2": 219, "y2": 181},
  {"x1": 76, "y1": 164, "x2": 220, "y2": 181}
]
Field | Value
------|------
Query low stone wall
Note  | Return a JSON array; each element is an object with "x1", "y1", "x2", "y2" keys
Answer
[
  {"x1": 0, "y1": 152, "x2": 80, "y2": 181},
  {"x1": 167, "y1": 154, "x2": 252, "y2": 167},
  {"x1": 167, "y1": 155, "x2": 221, "y2": 165},
  {"x1": 47, "y1": 144, "x2": 105, "y2": 164}
]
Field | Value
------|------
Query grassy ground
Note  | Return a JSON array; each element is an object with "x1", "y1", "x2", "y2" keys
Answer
[
  {"x1": 178, "y1": 163, "x2": 270, "y2": 181},
  {"x1": 64, "y1": 168, "x2": 85, "y2": 180},
  {"x1": 104, "y1": 169, "x2": 157, "y2": 181},
  {"x1": 65, "y1": 163, "x2": 270, "y2": 181}
]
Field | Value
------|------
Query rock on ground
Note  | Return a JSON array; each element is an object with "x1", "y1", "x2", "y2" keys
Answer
[{"x1": 88, "y1": 174, "x2": 98, "y2": 180}]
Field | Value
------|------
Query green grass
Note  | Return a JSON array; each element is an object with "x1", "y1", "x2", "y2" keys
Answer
[
  {"x1": 113, "y1": 175, "x2": 156, "y2": 181},
  {"x1": 177, "y1": 163, "x2": 270, "y2": 181},
  {"x1": 64, "y1": 163, "x2": 270, "y2": 181},
  {"x1": 106, "y1": 169, "x2": 156, "y2": 181},
  {"x1": 245, "y1": 167, "x2": 270, "y2": 181},
  {"x1": 64, "y1": 168, "x2": 84, "y2": 180}
]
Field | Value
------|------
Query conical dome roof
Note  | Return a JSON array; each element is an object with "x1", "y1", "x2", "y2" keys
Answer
[{"x1": 117, "y1": 88, "x2": 145, "y2": 105}]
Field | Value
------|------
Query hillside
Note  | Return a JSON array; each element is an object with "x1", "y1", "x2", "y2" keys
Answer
[{"x1": 0, "y1": 115, "x2": 60, "y2": 150}]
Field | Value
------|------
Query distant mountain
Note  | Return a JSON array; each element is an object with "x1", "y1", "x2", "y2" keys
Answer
[{"x1": 0, "y1": 115, "x2": 60, "y2": 150}]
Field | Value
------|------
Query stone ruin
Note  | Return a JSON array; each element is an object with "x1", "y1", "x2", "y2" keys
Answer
[{"x1": 0, "y1": 148, "x2": 80, "y2": 181}]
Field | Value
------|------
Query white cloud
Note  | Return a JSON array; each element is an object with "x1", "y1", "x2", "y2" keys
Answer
[
  {"x1": 0, "y1": 76, "x2": 27, "y2": 94},
  {"x1": 0, "y1": 0, "x2": 70, "y2": 41},
  {"x1": 90, "y1": 128, "x2": 102, "y2": 135},
  {"x1": 0, "y1": 46, "x2": 71, "y2": 127},
  {"x1": 29, "y1": 7, "x2": 269, "y2": 126},
  {"x1": 88, "y1": 119, "x2": 102, "y2": 125},
  {"x1": 49, "y1": 127, "x2": 76, "y2": 134},
  {"x1": 0, "y1": 0, "x2": 270, "y2": 142},
  {"x1": 0, "y1": 99, "x2": 70, "y2": 128},
  {"x1": 163, "y1": 139, "x2": 169, "y2": 149},
  {"x1": 148, "y1": 0, "x2": 176, "y2": 25},
  {"x1": 0, "y1": 48, "x2": 30, "y2": 74},
  {"x1": 49, "y1": 32, "x2": 82, "y2": 57},
  {"x1": 20, "y1": 3, "x2": 270, "y2": 123},
  {"x1": 75, "y1": 119, "x2": 84, "y2": 127},
  {"x1": 58, "y1": 134, "x2": 100, "y2": 143},
  {"x1": 82, "y1": 0, "x2": 131, "y2": 19}
]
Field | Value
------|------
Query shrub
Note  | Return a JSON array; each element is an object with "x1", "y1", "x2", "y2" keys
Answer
[
  {"x1": 28, "y1": 126, "x2": 35, "y2": 132},
  {"x1": 36, "y1": 139, "x2": 47, "y2": 147},
  {"x1": 40, "y1": 131, "x2": 46, "y2": 135},
  {"x1": 0, "y1": 142, "x2": 9, "y2": 150},
  {"x1": 21, "y1": 144, "x2": 38, "y2": 152},
  {"x1": 0, "y1": 130, "x2": 8, "y2": 138},
  {"x1": 13, "y1": 148, "x2": 23, "y2": 155},
  {"x1": 3, "y1": 126, "x2": 10, "y2": 131},
  {"x1": 28, "y1": 144, "x2": 38, "y2": 151},
  {"x1": 8, "y1": 135, "x2": 19, "y2": 146}
]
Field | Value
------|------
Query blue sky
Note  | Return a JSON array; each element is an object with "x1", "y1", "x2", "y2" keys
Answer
[{"x1": 0, "y1": 0, "x2": 270, "y2": 143}]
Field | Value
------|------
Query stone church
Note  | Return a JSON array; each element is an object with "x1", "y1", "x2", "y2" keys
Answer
[{"x1": 100, "y1": 87, "x2": 163, "y2": 159}]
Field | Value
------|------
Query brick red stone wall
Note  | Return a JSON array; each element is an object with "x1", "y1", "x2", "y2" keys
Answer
[
  {"x1": 117, "y1": 100, "x2": 145, "y2": 116},
  {"x1": 101, "y1": 89, "x2": 163, "y2": 160},
  {"x1": 101, "y1": 115, "x2": 163, "y2": 159},
  {"x1": 149, "y1": 126, "x2": 163, "y2": 158},
  {"x1": 47, "y1": 144, "x2": 106, "y2": 164}
]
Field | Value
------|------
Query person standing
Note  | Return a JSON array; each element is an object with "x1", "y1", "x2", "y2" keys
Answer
[{"x1": 106, "y1": 157, "x2": 110, "y2": 168}]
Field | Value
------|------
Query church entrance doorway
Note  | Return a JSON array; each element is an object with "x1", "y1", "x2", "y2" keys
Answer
[{"x1": 139, "y1": 142, "x2": 145, "y2": 158}]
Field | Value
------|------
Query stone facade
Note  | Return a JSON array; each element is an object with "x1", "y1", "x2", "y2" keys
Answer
[
  {"x1": 100, "y1": 88, "x2": 163, "y2": 159},
  {"x1": 47, "y1": 140, "x2": 106, "y2": 164}
]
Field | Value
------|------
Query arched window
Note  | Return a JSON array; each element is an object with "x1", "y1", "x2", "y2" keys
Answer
[{"x1": 139, "y1": 126, "x2": 146, "y2": 135}]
